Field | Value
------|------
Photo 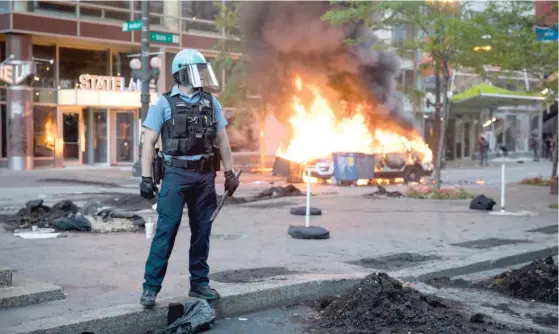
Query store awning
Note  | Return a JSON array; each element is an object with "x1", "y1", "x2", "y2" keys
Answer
[
  {"x1": 451, "y1": 83, "x2": 545, "y2": 110},
  {"x1": 58, "y1": 89, "x2": 159, "y2": 108}
]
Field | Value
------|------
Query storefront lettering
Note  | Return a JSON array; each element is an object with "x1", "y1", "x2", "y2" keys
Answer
[
  {"x1": 78, "y1": 74, "x2": 142, "y2": 91},
  {"x1": 0, "y1": 60, "x2": 36, "y2": 85}
]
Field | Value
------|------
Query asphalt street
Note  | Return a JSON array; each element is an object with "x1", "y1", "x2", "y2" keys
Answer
[{"x1": 209, "y1": 305, "x2": 314, "y2": 334}]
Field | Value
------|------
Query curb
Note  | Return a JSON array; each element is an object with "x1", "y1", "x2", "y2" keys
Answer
[
  {"x1": 399, "y1": 245, "x2": 558, "y2": 282},
  {"x1": 0, "y1": 276, "x2": 362, "y2": 334},
  {"x1": 2, "y1": 246, "x2": 557, "y2": 334}
]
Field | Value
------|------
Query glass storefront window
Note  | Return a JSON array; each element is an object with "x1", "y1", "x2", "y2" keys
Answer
[
  {"x1": 33, "y1": 106, "x2": 57, "y2": 158},
  {"x1": 112, "y1": 52, "x2": 135, "y2": 81},
  {"x1": 14, "y1": 1, "x2": 76, "y2": 18},
  {"x1": 32, "y1": 45, "x2": 56, "y2": 89},
  {"x1": 116, "y1": 112, "x2": 135, "y2": 162},
  {"x1": 59, "y1": 48, "x2": 109, "y2": 89},
  {"x1": 33, "y1": 89, "x2": 57, "y2": 104}
]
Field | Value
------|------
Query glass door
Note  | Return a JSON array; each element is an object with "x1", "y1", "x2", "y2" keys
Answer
[
  {"x1": 115, "y1": 111, "x2": 135, "y2": 163},
  {"x1": 63, "y1": 111, "x2": 80, "y2": 162},
  {"x1": 93, "y1": 110, "x2": 108, "y2": 163}
]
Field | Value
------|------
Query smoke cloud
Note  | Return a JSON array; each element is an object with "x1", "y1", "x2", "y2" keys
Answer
[{"x1": 239, "y1": 1, "x2": 417, "y2": 131}]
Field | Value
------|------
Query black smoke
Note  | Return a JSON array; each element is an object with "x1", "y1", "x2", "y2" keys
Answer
[{"x1": 239, "y1": 1, "x2": 417, "y2": 131}]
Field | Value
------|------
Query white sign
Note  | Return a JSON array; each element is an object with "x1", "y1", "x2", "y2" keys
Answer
[
  {"x1": 78, "y1": 74, "x2": 142, "y2": 91},
  {"x1": 0, "y1": 60, "x2": 36, "y2": 85}
]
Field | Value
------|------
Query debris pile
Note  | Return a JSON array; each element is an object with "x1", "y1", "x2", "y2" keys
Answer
[
  {"x1": 0, "y1": 199, "x2": 146, "y2": 233},
  {"x1": 256, "y1": 184, "x2": 303, "y2": 199},
  {"x1": 366, "y1": 185, "x2": 404, "y2": 198},
  {"x1": 475, "y1": 257, "x2": 558, "y2": 304},
  {"x1": 312, "y1": 272, "x2": 508, "y2": 334}
]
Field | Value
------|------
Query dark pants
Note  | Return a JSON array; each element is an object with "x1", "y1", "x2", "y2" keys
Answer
[{"x1": 143, "y1": 166, "x2": 217, "y2": 293}]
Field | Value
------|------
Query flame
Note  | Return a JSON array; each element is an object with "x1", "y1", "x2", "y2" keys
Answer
[{"x1": 276, "y1": 76, "x2": 432, "y2": 166}]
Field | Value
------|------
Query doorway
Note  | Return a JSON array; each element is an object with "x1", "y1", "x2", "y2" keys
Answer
[
  {"x1": 62, "y1": 111, "x2": 81, "y2": 163},
  {"x1": 114, "y1": 111, "x2": 135, "y2": 163}
]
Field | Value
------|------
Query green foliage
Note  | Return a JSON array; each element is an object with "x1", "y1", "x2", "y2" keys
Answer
[
  {"x1": 519, "y1": 176, "x2": 552, "y2": 186},
  {"x1": 211, "y1": 1, "x2": 250, "y2": 109},
  {"x1": 550, "y1": 203, "x2": 558, "y2": 209},
  {"x1": 406, "y1": 187, "x2": 475, "y2": 200}
]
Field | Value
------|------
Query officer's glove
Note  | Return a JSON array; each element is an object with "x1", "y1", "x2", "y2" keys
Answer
[
  {"x1": 140, "y1": 176, "x2": 158, "y2": 199},
  {"x1": 224, "y1": 170, "x2": 239, "y2": 196}
]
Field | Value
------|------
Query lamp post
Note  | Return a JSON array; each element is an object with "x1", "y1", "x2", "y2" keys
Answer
[{"x1": 131, "y1": 55, "x2": 161, "y2": 177}]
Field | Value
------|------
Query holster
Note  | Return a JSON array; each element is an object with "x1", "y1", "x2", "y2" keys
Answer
[
  {"x1": 212, "y1": 146, "x2": 221, "y2": 172},
  {"x1": 152, "y1": 149, "x2": 164, "y2": 185}
]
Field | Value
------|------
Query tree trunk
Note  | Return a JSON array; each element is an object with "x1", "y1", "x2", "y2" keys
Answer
[
  {"x1": 552, "y1": 138, "x2": 558, "y2": 178},
  {"x1": 433, "y1": 57, "x2": 443, "y2": 190}
]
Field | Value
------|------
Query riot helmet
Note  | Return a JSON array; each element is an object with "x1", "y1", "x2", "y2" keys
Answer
[{"x1": 171, "y1": 49, "x2": 219, "y2": 90}]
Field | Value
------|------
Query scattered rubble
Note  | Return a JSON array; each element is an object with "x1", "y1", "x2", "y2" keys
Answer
[
  {"x1": 365, "y1": 185, "x2": 404, "y2": 198},
  {"x1": 0, "y1": 199, "x2": 146, "y2": 233},
  {"x1": 256, "y1": 184, "x2": 304, "y2": 199},
  {"x1": 310, "y1": 272, "x2": 519, "y2": 334},
  {"x1": 475, "y1": 257, "x2": 558, "y2": 305}
]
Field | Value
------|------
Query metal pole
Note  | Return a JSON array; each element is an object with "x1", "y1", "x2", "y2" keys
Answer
[
  {"x1": 305, "y1": 168, "x2": 311, "y2": 228},
  {"x1": 133, "y1": 0, "x2": 150, "y2": 177},
  {"x1": 500, "y1": 163, "x2": 505, "y2": 212}
]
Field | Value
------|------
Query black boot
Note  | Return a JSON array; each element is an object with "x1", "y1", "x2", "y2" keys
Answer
[
  {"x1": 140, "y1": 289, "x2": 157, "y2": 307},
  {"x1": 189, "y1": 286, "x2": 221, "y2": 300}
]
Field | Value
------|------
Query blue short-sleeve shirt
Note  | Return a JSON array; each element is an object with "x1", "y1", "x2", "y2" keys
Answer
[{"x1": 143, "y1": 85, "x2": 228, "y2": 161}]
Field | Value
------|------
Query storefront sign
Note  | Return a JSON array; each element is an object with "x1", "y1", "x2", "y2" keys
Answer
[
  {"x1": 78, "y1": 74, "x2": 142, "y2": 91},
  {"x1": 0, "y1": 60, "x2": 36, "y2": 85}
]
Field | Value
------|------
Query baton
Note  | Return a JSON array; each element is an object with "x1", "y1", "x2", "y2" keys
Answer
[{"x1": 210, "y1": 169, "x2": 242, "y2": 223}]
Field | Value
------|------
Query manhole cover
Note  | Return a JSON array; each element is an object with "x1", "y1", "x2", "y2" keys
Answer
[
  {"x1": 451, "y1": 238, "x2": 532, "y2": 249},
  {"x1": 211, "y1": 234, "x2": 246, "y2": 240},
  {"x1": 210, "y1": 266, "x2": 298, "y2": 283},
  {"x1": 243, "y1": 201, "x2": 295, "y2": 209},
  {"x1": 347, "y1": 252, "x2": 442, "y2": 271},
  {"x1": 527, "y1": 225, "x2": 558, "y2": 235}
]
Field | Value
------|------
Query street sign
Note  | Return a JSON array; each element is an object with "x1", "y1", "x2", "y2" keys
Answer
[
  {"x1": 150, "y1": 32, "x2": 179, "y2": 44},
  {"x1": 122, "y1": 20, "x2": 142, "y2": 32},
  {"x1": 535, "y1": 25, "x2": 558, "y2": 41}
]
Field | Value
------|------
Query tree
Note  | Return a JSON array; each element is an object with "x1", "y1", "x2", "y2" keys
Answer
[
  {"x1": 324, "y1": 1, "x2": 484, "y2": 190},
  {"x1": 212, "y1": 1, "x2": 269, "y2": 169},
  {"x1": 469, "y1": 2, "x2": 558, "y2": 178}
]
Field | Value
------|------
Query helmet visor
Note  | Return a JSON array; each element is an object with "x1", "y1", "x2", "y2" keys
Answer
[{"x1": 177, "y1": 63, "x2": 219, "y2": 90}]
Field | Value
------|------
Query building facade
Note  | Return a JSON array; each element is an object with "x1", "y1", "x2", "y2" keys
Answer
[{"x1": 0, "y1": 0, "x2": 236, "y2": 171}]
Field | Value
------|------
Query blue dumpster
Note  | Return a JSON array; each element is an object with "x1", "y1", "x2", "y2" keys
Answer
[{"x1": 333, "y1": 152, "x2": 375, "y2": 184}]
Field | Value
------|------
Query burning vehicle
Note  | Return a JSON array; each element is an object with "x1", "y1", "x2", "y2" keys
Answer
[
  {"x1": 239, "y1": 1, "x2": 433, "y2": 184},
  {"x1": 272, "y1": 77, "x2": 433, "y2": 185}
]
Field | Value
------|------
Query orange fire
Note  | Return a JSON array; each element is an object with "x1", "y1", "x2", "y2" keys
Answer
[{"x1": 276, "y1": 76, "x2": 432, "y2": 165}]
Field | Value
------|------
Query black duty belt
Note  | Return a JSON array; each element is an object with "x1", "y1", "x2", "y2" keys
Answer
[{"x1": 165, "y1": 156, "x2": 215, "y2": 172}]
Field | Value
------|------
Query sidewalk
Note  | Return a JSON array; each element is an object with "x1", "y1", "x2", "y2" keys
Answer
[{"x1": 0, "y1": 183, "x2": 556, "y2": 330}]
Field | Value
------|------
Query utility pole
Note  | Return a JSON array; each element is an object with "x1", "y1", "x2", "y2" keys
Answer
[{"x1": 132, "y1": 0, "x2": 150, "y2": 177}]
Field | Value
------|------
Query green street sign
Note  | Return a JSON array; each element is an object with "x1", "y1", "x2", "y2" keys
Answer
[
  {"x1": 122, "y1": 20, "x2": 142, "y2": 32},
  {"x1": 150, "y1": 32, "x2": 179, "y2": 44}
]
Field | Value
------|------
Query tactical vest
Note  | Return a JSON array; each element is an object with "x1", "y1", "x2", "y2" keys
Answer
[{"x1": 160, "y1": 91, "x2": 218, "y2": 157}]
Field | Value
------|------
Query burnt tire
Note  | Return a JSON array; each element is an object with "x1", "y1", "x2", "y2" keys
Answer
[{"x1": 403, "y1": 166, "x2": 422, "y2": 184}]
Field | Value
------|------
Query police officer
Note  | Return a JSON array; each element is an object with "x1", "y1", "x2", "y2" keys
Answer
[{"x1": 139, "y1": 49, "x2": 239, "y2": 306}]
